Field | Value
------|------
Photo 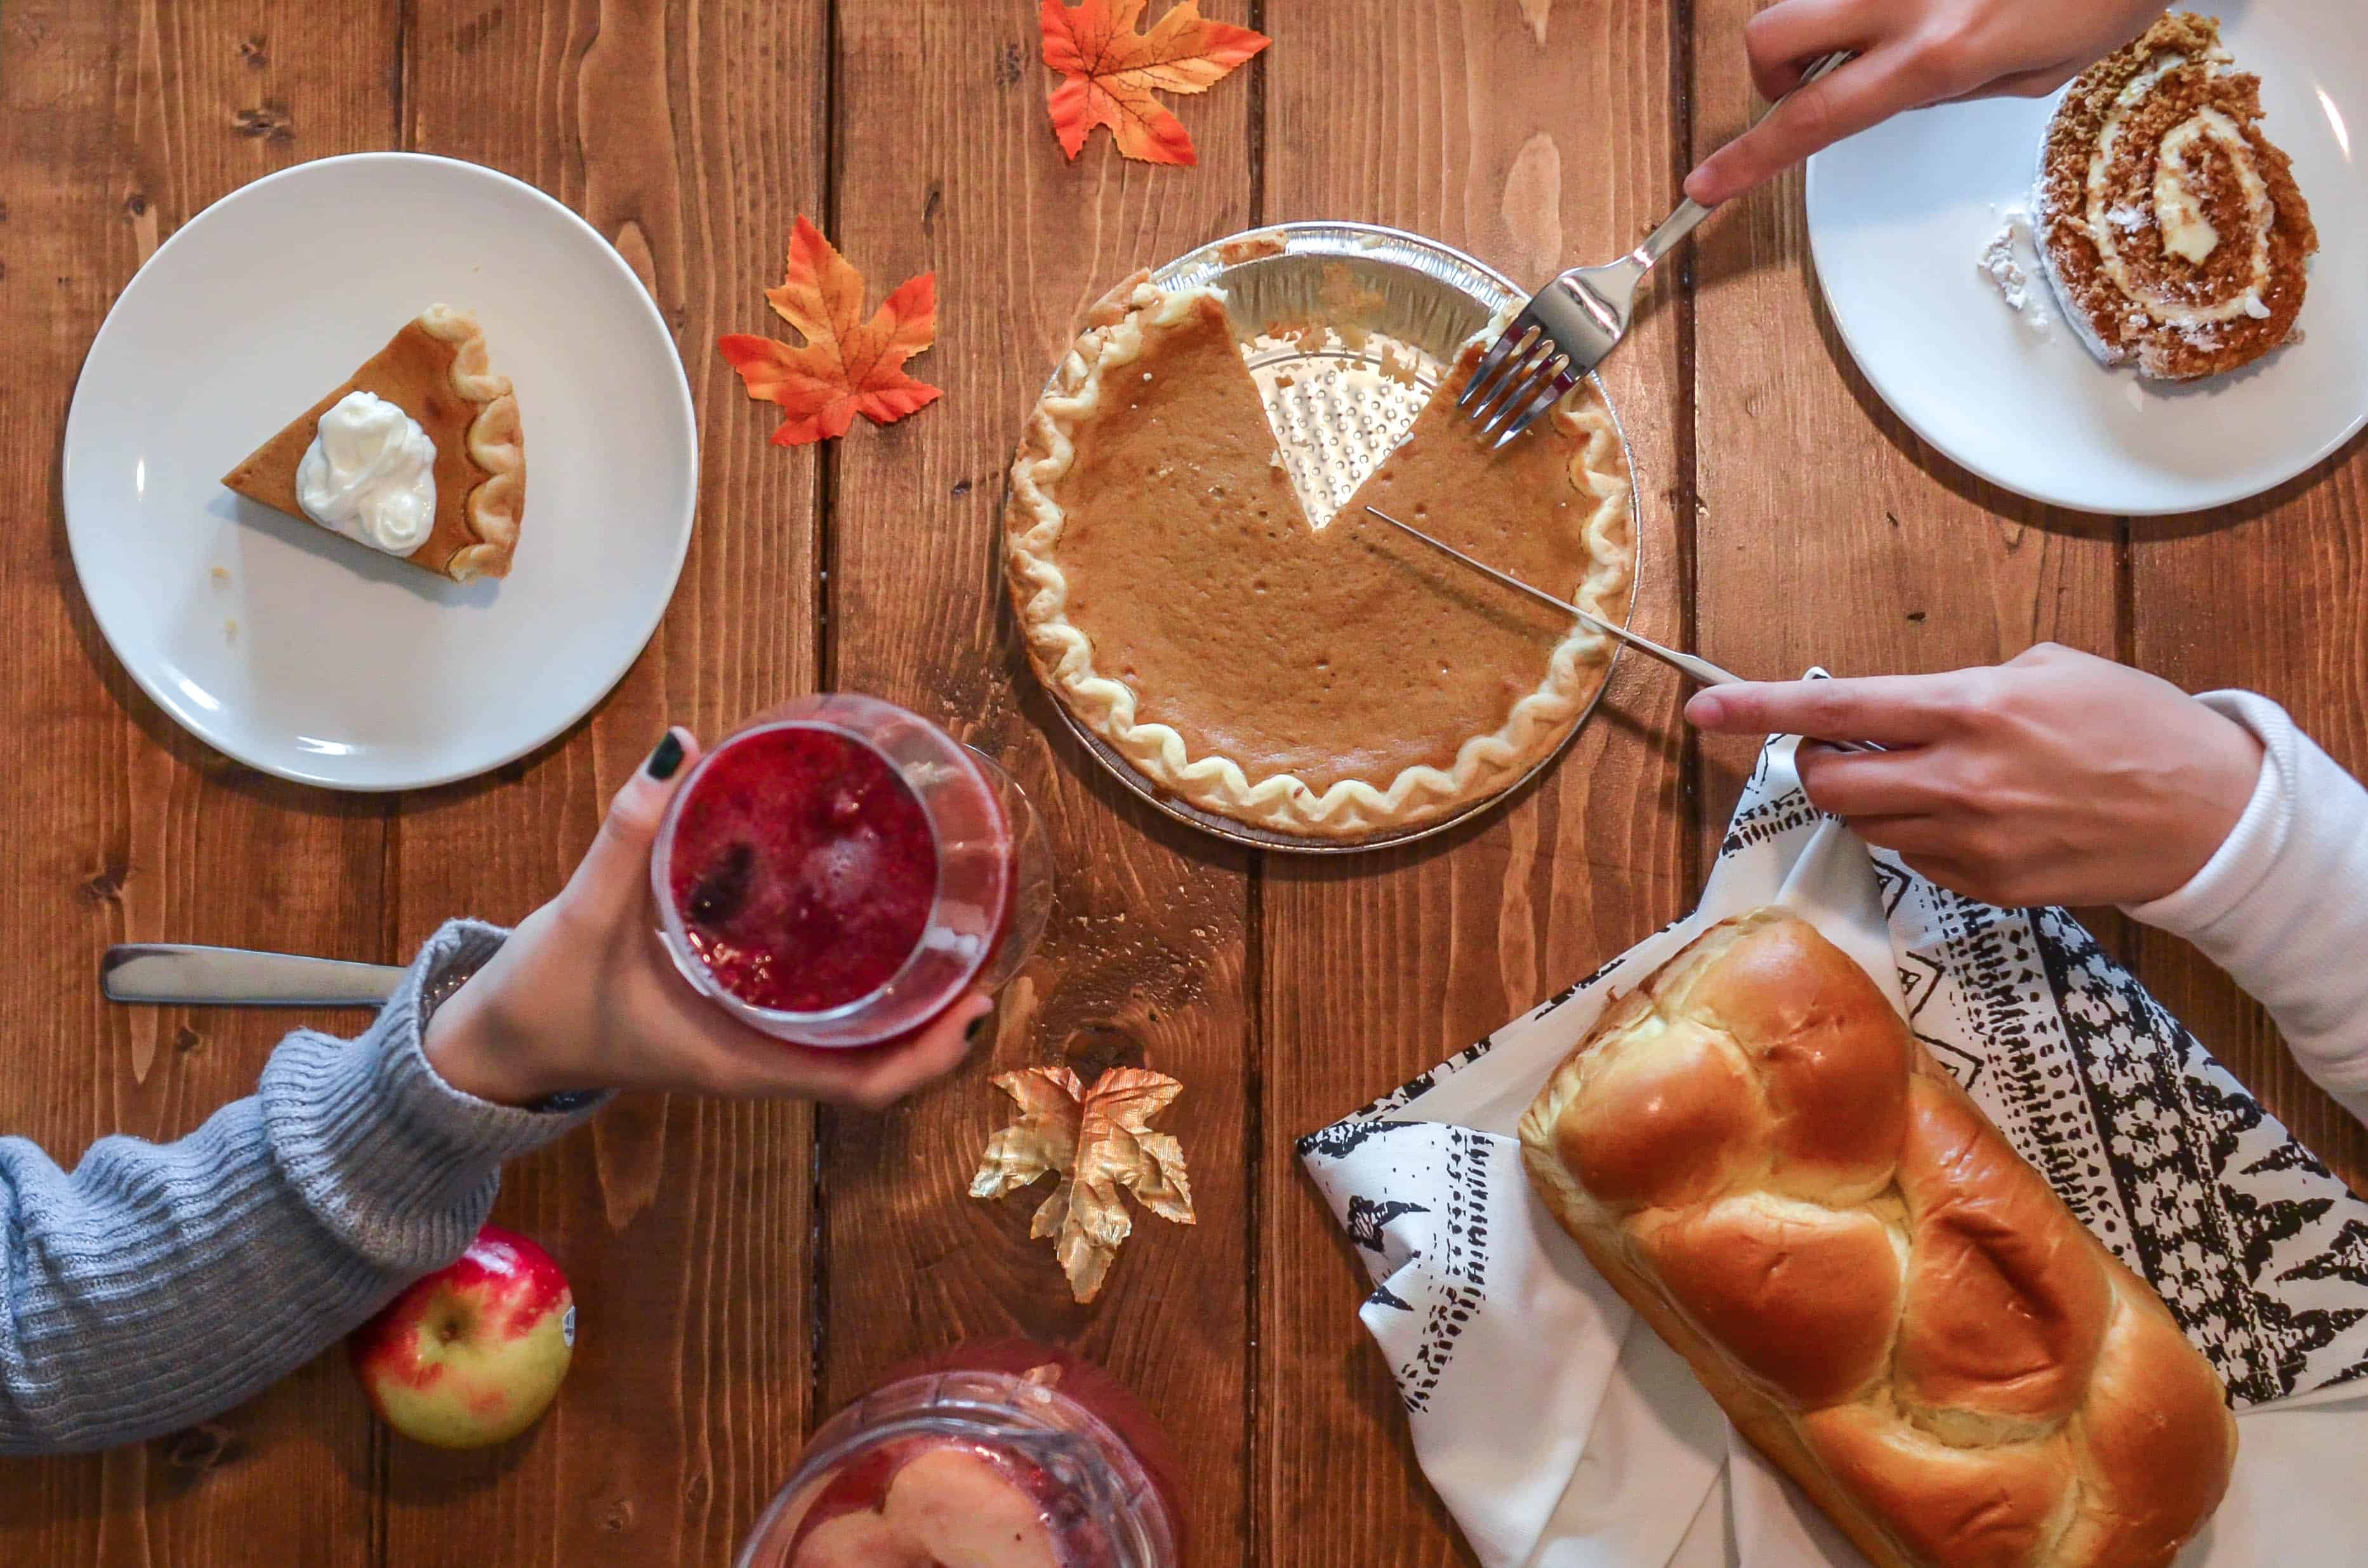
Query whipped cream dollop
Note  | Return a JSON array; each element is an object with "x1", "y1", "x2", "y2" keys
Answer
[{"x1": 295, "y1": 391, "x2": 437, "y2": 556}]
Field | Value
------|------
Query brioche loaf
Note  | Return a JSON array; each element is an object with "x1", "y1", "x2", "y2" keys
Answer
[{"x1": 1518, "y1": 909, "x2": 2236, "y2": 1568}]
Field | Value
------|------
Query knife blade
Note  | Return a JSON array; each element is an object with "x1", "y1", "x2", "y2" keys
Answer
[
  {"x1": 1363, "y1": 504, "x2": 1745, "y2": 687},
  {"x1": 102, "y1": 944, "x2": 404, "y2": 1008},
  {"x1": 1361, "y1": 504, "x2": 1884, "y2": 754}
]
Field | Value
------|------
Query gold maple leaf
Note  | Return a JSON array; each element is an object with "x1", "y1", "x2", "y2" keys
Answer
[{"x1": 971, "y1": 1065, "x2": 1194, "y2": 1303}]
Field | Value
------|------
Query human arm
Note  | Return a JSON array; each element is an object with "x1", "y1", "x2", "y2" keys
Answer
[
  {"x1": 1, "y1": 731, "x2": 986, "y2": 1455},
  {"x1": 0, "y1": 922, "x2": 593, "y2": 1455},
  {"x1": 1684, "y1": 0, "x2": 2169, "y2": 205},
  {"x1": 2122, "y1": 692, "x2": 2368, "y2": 1117},
  {"x1": 1684, "y1": 645, "x2": 2368, "y2": 1121}
]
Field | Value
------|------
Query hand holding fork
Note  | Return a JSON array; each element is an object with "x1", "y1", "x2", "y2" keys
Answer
[{"x1": 1458, "y1": 51, "x2": 1853, "y2": 447}]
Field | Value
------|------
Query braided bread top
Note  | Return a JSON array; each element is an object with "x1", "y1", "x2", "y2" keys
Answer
[{"x1": 1518, "y1": 909, "x2": 2237, "y2": 1568}]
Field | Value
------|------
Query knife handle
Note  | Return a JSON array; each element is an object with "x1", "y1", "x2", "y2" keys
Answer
[{"x1": 101, "y1": 944, "x2": 404, "y2": 1008}]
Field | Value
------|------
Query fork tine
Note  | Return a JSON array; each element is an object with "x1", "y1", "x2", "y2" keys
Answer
[
  {"x1": 1469, "y1": 339, "x2": 1554, "y2": 429},
  {"x1": 1479, "y1": 354, "x2": 1568, "y2": 440},
  {"x1": 1490, "y1": 372, "x2": 1573, "y2": 450},
  {"x1": 1458, "y1": 322, "x2": 1538, "y2": 413}
]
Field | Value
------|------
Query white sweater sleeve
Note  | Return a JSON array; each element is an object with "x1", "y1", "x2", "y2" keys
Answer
[{"x1": 2124, "y1": 691, "x2": 2368, "y2": 1126}]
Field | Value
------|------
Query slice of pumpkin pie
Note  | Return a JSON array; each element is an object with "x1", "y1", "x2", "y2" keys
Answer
[
  {"x1": 223, "y1": 305, "x2": 526, "y2": 581},
  {"x1": 1005, "y1": 272, "x2": 1635, "y2": 840}
]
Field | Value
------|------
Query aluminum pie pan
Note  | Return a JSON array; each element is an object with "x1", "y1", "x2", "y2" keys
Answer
[{"x1": 1019, "y1": 220, "x2": 1642, "y2": 856}]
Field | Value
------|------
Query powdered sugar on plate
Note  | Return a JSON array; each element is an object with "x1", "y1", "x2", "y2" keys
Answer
[{"x1": 1978, "y1": 202, "x2": 2054, "y2": 336}]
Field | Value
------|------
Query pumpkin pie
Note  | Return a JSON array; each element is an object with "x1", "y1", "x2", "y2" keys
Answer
[
  {"x1": 223, "y1": 305, "x2": 526, "y2": 581},
  {"x1": 1005, "y1": 273, "x2": 1635, "y2": 839},
  {"x1": 2035, "y1": 13, "x2": 2315, "y2": 381}
]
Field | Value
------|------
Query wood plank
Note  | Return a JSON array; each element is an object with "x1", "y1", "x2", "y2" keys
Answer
[
  {"x1": 381, "y1": 3, "x2": 828, "y2": 1562},
  {"x1": 0, "y1": 2, "x2": 395, "y2": 1562},
  {"x1": 820, "y1": 1, "x2": 1257, "y2": 1561},
  {"x1": 2129, "y1": 456, "x2": 2368, "y2": 1190},
  {"x1": 1684, "y1": 9, "x2": 2120, "y2": 856},
  {"x1": 1257, "y1": 3, "x2": 1688, "y2": 1562}
]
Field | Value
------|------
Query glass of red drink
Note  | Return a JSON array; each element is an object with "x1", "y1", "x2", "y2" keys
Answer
[
  {"x1": 650, "y1": 694, "x2": 1052, "y2": 1048},
  {"x1": 735, "y1": 1341, "x2": 1182, "y2": 1568}
]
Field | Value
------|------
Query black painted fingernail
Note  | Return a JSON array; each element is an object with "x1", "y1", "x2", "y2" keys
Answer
[
  {"x1": 966, "y1": 1015, "x2": 991, "y2": 1044},
  {"x1": 645, "y1": 731, "x2": 685, "y2": 780}
]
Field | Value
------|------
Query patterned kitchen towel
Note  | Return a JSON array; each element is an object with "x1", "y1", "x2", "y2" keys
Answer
[{"x1": 1303, "y1": 730, "x2": 2368, "y2": 1418}]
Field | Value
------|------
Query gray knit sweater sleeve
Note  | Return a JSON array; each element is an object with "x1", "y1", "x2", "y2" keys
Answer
[{"x1": 0, "y1": 920, "x2": 603, "y2": 1455}]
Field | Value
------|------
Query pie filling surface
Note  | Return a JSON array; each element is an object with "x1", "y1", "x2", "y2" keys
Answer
[{"x1": 1007, "y1": 275, "x2": 1636, "y2": 838}]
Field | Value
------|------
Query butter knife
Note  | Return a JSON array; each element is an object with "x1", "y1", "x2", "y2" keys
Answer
[
  {"x1": 1363, "y1": 504, "x2": 1881, "y2": 752},
  {"x1": 1365, "y1": 504, "x2": 1743, "y2": 684},
  {"x1": 102, "y1": 944, "x2": 402, "y2": 1008}
]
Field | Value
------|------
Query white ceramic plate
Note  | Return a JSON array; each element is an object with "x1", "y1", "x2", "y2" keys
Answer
[
  {"x1": 63, "y1": 152, "x2": 697, "y2": 789},
  {"x1": 1804, "y1": 0, "x2": 2366, "y2": 515}
]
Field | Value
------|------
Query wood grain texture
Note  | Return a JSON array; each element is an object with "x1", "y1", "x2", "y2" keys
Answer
[
  {"x1": 818, "y1": 3, "x2": 1257, "y2": 1561},
  {"x1": 2129, "y1": 452, "x2": 2368, "y2": 1190},
  {"x1": 5, "y1": 5, "x2": 2362, "y2": 1567},
  {"x1": 1257, "y1": 4, "x2": 1688, "y2": 1563},
  {"x1": 381, "y1": 3, "x2": 826, "y2": 1564},
  {"x1": 0, "y1": 3, "x2": 395, "y2": 1562},
  {"x1": 1685, "y1": 2, "x2": 2118, "y2": 850}
]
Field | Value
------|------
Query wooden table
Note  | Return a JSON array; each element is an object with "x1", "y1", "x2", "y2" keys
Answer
[{"x1": 3, "y1": 3, "x2": 2361, "y2": 1563}]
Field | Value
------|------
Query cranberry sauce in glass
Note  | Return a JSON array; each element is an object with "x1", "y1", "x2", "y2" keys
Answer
[
  {"x1": 651, "y1": 694, "x2": 1050, "y2": 1048},
  {"x1": 735, "y1": 1341, "x2": 1182, "y2": 1568}
]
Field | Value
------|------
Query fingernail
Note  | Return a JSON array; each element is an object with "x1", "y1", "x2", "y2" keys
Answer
[
  {"x1": 1684, "y1": 691, "x2": 1724, "y2": 725},
  {"x1": 645, "y1": 730, "x2": 685, "y2": 779}
]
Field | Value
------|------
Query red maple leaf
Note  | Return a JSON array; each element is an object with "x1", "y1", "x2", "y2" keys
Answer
[
  {"x1": 1040, "y1": 0, "x2": 1269, "y2": 166},
  {"x1": 717, "y1": 216, "x2": 941, "y2": 445}
]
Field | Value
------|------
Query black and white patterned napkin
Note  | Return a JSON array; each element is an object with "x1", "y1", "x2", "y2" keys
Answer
[{"x1": 1297, "y1": 732, "x2": 2368, "y2": 1568}]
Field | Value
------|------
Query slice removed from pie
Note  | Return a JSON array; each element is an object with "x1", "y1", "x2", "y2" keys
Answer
[
  {"x1": 223, "y1": 305, "x2": 526, "y2": 581},
  {"x1": 1005, "y1": 271, "x2": 1636, "y2": 840}
]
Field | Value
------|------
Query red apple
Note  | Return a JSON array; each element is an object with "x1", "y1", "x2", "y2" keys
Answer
[{"x1": 349, "y1": 1224, "x2": 575, "y2": 1449}]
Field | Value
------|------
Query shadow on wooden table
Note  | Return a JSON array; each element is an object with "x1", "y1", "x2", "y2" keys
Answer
[
  {"x1": 369, "y1": 1420, "x2": 545, "y2": 1506},
  {"x1": 1296, "y1": 1204, "x2": 1486, "y2": 1566},
  {"x1": 0, "y1": 1356, "x2": 378, "y2": 1534},
  {"x1": 2122, "y1": 425, "x2": 2368, "y2": 541}
]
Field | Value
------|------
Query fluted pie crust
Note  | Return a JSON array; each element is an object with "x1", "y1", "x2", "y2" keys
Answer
[
  {"x1": 223, "y1": 305, "x2": 526, "y2": 581},
  {"x1": 1005, "y1": 274, "x2": 1636, "y2": 839}
]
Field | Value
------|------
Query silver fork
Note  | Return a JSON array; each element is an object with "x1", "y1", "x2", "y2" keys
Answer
[{"x1": 1460, "y1": 50, "x2": 1855, "y2": 447}]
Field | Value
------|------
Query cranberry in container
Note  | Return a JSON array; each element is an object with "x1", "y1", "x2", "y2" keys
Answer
[
  {"x1": 651, "y1": 693, "x2": 1052, "y2": 1048},
  {"x1": 736, "y1": 1341, "x2": 1182, "y2": 1568}
]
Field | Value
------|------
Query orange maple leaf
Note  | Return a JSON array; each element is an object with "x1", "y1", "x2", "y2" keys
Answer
[
  {"x1": 717, "y1": 216, "x2": 941, "y2": 445},
  {"x1": 1040, "y1": 0, "x2": 1269, "y2": 166}
]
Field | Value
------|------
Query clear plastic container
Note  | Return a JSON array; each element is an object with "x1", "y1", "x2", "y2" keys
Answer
[
  {"x1": 736, "y1": 1343, "x2": 1182, "y2": 1568},
  {"x1": 649, "y1": 694, "x2": 1053, "y2": 1048}
]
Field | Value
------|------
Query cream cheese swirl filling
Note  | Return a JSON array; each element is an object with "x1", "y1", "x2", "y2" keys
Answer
[{"x1": 2085, "y1": 54, "x2": 2274, "y2": 327}]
